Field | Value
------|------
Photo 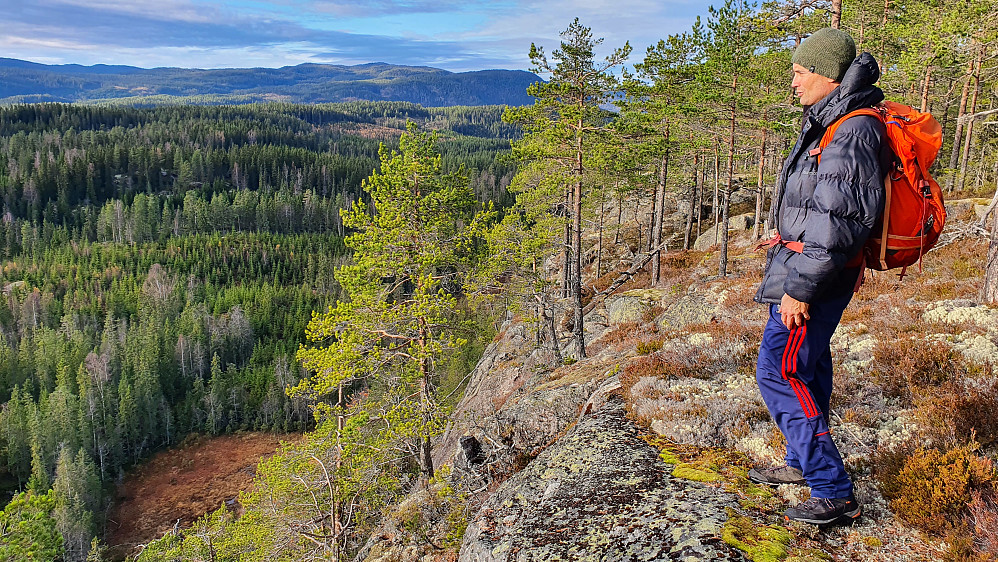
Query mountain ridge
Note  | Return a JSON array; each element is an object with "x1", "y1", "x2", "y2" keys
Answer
[{"x1": 0, "y1": 57, "x2": 540, "y2": 106}]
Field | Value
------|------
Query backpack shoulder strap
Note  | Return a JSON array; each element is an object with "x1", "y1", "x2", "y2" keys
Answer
[{"x1": 811, "y1": 107, "x2": 883, "y2": 163}]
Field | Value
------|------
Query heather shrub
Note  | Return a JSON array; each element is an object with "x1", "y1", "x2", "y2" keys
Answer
[
  {"x1": 668, "y1": 319, "x2": 760, "y2": 374},
  {"x1": 876, "y1": 443, "x2": 996, "y2": 534},
  {"x1": 641, "y1": 305, "x2": 665, "y2": 323},
  {"x1": 869, "y1": 338, "x2": 958, "y2": 401},
  {"x1": 913, "y1": 368, "x2": 998, "y2": 448}
]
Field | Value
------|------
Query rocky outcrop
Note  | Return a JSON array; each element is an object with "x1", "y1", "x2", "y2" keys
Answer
[
  {"x1": 946, "y1": 197, "x2": 993, "y2": 221},
  {"x1": 606, "y1": 288, "x2": 668, "y2": 324},
  {"x1": 433, "y1": 318, "x2": 561, "y2": 470},
  {"x1": 459, "y1": 395, "x2": 744, "y2": 562},
  {"x1": 692, "y1": 213, "x2": 755, "y2": 251},
  {"x1": 658, "y1": 294, "x2": 718, "y2": 332}
]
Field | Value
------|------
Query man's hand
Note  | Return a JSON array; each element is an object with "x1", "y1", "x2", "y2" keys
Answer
[{"x1": 779, "y1": 294, "x2": 810, "y2": 330}]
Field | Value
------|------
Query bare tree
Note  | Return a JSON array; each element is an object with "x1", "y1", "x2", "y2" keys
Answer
[{"x1": 982, "y1": 181, "x2": 998, "y2": 304}]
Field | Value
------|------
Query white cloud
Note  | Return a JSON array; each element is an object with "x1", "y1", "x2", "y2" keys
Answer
[
  {"x1": 1, "y1": 0, "x2": 702, "y2": 71},
  {"x1": 40, "y1": 0, "x2": 230, "y2": 24}
]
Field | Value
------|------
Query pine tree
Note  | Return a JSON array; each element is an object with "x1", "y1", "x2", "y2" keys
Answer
[
  {"x1": 0, "y1": 489, "x2": 64, "y2": 562},
  {"x1": 294, "y1": 123, "x2": 490, "y2": 485},
  {"x1": 503, "y1": 19, "x2": 630, "y2": 357}
]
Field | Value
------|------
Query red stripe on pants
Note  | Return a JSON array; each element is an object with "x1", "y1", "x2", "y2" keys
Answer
[{"x1": 782, "y1": 325, "x2": 818, "y2": 418}]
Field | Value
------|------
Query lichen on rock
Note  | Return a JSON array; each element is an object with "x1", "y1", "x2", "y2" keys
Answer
[{"x1": 459, "y1": 396, "x2": 745, "y2": 561}]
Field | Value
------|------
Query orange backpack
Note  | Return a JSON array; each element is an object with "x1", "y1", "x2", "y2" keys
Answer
[{"x1": 816, "y1": 101, "x2": 946, "y2": 275}]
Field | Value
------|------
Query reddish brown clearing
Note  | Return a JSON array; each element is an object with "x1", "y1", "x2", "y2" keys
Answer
[{"x1": 106, "y1": 432, "x2": 292, "y2": 557}]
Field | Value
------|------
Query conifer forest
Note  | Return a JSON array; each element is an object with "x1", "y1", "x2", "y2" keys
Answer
[{"x1": 1, "y1": 0, "x2": 998, "y2": 560}]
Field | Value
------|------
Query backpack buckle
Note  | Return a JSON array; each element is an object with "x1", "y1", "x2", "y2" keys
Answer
[{"x1": 919, "y1": 179, "x2": 931, "y2": 197}]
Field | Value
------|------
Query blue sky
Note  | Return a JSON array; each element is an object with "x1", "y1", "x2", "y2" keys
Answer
[{"x1": 2, "y1": 0, "x2": 703, "y2": 72}]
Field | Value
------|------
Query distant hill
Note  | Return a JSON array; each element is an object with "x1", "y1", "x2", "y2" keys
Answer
[{"x1": 0, "y1": 58, "x2": 541, "y2": 106}]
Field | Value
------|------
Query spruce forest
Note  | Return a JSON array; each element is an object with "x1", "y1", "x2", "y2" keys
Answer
[
  {"x1": 0, "y1": 102, "x2": 514, "y2": 560},
  {"x1": 2, "y1": 0, "x2": 998, "y2": 560}
]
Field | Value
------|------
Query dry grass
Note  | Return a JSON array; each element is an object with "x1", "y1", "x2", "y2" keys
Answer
[
  {"x1": 869, "y1": 338, "x2": 958, "y2": 401},
  {"x1": 586, "y1": 321, "x2": 644, "y2": 356},
  {"x1": 968, "y1": 491, "x2": 998, "y2": 558},
  {"x1": 620, "y1": 353, "x2": 704, "y2": 393},
  {"x1": 671, "y1": 318, "x2": 762, "y2": 374},
  {"x1": 867, "y1": 240, "x2": 986, "y2": 303},
  {"x1": 912, "y1": 367, "x2": 998, "y2": 448},
  {"x1": 107, "y1": 432, "x2": 289, "y2": 558}
]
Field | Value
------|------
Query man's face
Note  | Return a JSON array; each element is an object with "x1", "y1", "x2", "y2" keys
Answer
[{"x1": 791, "y1": 63, "x2": 839, "y2": 106}]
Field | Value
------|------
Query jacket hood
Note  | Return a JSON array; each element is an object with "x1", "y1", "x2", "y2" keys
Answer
[{"x1": 809, "y1": 52, "x2": 884, "y2": 127}]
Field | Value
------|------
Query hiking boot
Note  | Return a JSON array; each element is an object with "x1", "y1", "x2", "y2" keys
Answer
[
  {"x1": 747, "y1": 464, "x2": 806, "y2": 486},
  {"x1": 784, "y1": 495, "x2": 862, "y2": 526}
]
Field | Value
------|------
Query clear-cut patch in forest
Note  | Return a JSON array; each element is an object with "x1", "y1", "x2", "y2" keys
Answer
[{"x1": 106, "y1": 432, "x2": 293, "y2": 558}]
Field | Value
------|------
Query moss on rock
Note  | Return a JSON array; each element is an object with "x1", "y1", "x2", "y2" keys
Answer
[
  {"x1": 673, "y1": 463, "x2": 723, "y2": 482},
  {"x1": 722, "y1": 513, "x2": 791, "y2": 562}
]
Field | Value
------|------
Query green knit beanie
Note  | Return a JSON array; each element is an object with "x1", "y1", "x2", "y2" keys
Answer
[{"x1": 791, "y1": 28, "x2": 856, "y2": 82}]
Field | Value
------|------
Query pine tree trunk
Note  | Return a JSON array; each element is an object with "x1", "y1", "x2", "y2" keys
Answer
[
  {"x1": 572, "y1": 125, "x2": 586, "y2": 358},
  {"x1": 859, "y1": 11, "x2": 865, "y2": 50},
  {"x1": 535, "y1": 301, "x2": 544, "y2": 347},
  {"x1": 615, "y1": 191, "x2": 623, "y2": 244},
  {"x1": 684, "y1": 152, "x2": 699, "y2": 250},
  {"x1": 334, "y1": 381, "x2": 345, "y2": 556},
  {"x1": 920, "y1": 64, "x2": 932, "y2": 114},
  {"x1": 947, "y1": 61, "x2": 973, "y2": 190},
  {"x1": 720, "y1": 83, "x2": 736, "y2": 277},
  {"x1": 634, "y1": 201, "x2": 643, "y2": 252},
  {"x1": 985, "y1": 219, "x2": 998, "y2": 304},
  {"x1": 879, "y1": 0, "x2": 890, "y2": 64},
  {"x1": 596, "y1": 191, "x2": 605, "y2": 280},
  {"x1": 958, "y1": 47, "x2": 983, "y2": 192},
  {"x1": 713, "y1": 141, "x2": 720, "y2": 245},
  {"x1": 696, "y1": 162, "x2": 705, "y2": 238},
  {"x1": 831, "y1": 0, "x2": 842, "y2": 29},
  {"x1": 651, "y1": 121, "x2": 670, "y2": 286},
  {"x1": 982, "y1": 184, "x2": 998, "y2": 304},
  {"x1": 562, "y1": 185, "x2": 571, "y2": 298},
  {"x1": 418, "y1": 322, "x2": 435, "y2": 481},
  {"x1": 547, "y1": 298, "x2": 563, "y2": 364},
  {"x1": 754, "y1": 123, "x2": 767, "y2": 241}
]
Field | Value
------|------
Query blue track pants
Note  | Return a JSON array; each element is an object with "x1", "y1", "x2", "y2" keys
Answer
[{"x1": 755, "y1": 293, "x2": 853, "y2": 499}]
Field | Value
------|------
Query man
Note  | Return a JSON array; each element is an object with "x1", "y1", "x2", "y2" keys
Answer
[{"x1": 749, "y1": 28, "x2": 888, "y2": 525}]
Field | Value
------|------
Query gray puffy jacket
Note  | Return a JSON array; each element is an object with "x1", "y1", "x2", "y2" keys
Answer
[{"x1": 755, "y1": 53, "x2": 889, "y2": 305}]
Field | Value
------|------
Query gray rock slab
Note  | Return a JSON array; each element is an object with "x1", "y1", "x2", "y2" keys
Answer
[
  {"x1": 459, "y1": 397, "x2": 744, "y2": 562},
  {"x1": 658, "y1": 295, "x2": 718, "y2": 332},
  {"x1": 692, "y1": 213, "x2": 755, "y2": 251},
  {"x1": 606, "y1": 289, "x2": 667, "y2": 325},
  {"x1": 947, "y1": 197, "x2": 992, "y2": 220}
]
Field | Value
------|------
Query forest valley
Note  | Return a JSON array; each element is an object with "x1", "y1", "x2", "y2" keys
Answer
[{"x1": 1, "y1": 0, "x2": 998, "y2": 560}]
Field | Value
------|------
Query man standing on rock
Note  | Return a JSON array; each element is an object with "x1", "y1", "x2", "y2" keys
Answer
[{"x1": 749, "y1": 28, "x2": 887, "y2": 525}]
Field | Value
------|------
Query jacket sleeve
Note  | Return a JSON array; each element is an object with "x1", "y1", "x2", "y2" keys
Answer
[{"x1": 784, "y1": 116, "x2": 886, "y2": 303}]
